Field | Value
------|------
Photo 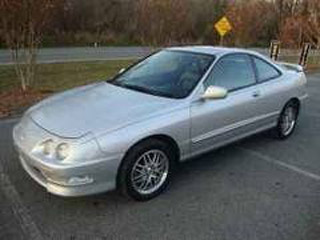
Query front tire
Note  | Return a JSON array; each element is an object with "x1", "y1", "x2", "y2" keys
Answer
[
  {"x1": 117, "y1": 139, "x2": 174, "y2": 201},
  {"x1": 274, "y1": 100, "x2": 299, "y2": 139}
]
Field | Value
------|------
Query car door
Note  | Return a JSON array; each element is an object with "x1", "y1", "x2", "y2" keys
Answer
[{"x1": 190, "y1": 53, "x2": 262, "y2": 156}]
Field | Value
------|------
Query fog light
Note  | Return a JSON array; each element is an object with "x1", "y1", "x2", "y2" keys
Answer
[{"x1": 67, "y1": 176, "x2": 94, "y2": 186}]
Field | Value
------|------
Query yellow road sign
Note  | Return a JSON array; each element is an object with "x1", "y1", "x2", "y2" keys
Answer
[{"x1": 215, "y1": 16, "x2": 232, "y2": 37}]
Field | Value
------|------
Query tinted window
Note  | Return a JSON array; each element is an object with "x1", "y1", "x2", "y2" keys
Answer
[
  {"x1": 204, "y1": 54, "x2": 256, "y2": 91},
  {"x1": 110, "y1": 50, "x2": 214, "y2": 98},
  {"x1": 253, "y1": 57, "x2": 280, "y2": 82}
]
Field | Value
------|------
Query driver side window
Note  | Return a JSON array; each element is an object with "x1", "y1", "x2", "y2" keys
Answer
[{"x1": 204, "y1": 54, "x2": 256, "y2": 91}]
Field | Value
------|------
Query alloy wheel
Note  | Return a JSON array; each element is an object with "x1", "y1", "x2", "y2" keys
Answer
[{"x1": 130, "y1": 149, "x2": 169, "y2": 195}]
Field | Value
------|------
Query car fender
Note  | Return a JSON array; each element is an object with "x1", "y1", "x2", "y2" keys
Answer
[{"x1": 95, "y1": 105, "x2": 191, "y2": 161}]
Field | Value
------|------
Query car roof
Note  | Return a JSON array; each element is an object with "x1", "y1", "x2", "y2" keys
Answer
[{"x1": 167, "y1": 46, "x2": 259, "y2": 57}]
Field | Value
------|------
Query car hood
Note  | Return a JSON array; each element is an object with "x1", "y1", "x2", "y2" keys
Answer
[{"x1": 29, "y1": 82, "x2": 178, "y2": 138}]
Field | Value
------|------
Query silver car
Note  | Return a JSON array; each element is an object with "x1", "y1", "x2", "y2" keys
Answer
[{"x1": 13, "y1": 46, "x2": 308, "y2": 201}]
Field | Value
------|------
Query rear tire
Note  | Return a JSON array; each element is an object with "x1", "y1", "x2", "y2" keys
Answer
[
  {"x1": 117, "y1": 139, "x2": 175, "y2": 201},
  {"x1": 273, "y1": 100, "x2": 299, "y2": 140}
]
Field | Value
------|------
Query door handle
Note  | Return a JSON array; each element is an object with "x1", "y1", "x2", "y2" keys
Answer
[{"x1": 252, "y1": 91, "x2": 261, "y2": 98}]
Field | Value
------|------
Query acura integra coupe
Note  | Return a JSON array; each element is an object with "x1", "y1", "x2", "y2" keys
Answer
[{"x1": 13, "y1": 46, "x2": 308, "y2": 201}]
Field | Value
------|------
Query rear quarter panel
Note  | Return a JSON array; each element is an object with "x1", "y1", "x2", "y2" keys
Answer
[{"x1": 258, "y1": 70, "x2": 307, "y2": 117}]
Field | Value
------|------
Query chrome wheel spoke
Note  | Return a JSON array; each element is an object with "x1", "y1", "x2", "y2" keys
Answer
[
  {"x1": 143, "y1": 178, "x2": 153, "y2": 190},
  {"x1": 132, "y1": 173, "x2": 145, "y2": 181},
  {"x1": 153, "y1": 152, "x2": 160, "y2": 165},
  {"x1": 141, "y1": 179, "x2": 148, "y2": 190},
  {"x1": 135, "y1": 163, "x2": 145, "y2": 169},
  {"x1": 143, "y1": 155, "x2": 150, "y2": 165},
  {"x1": 134, "y1": 168, "x2": 145, "y2": 175},
  {"x1": 134, "y1": 178, "x2": 146, "y2": 186},
  {"x1": 146, "y1": 154, "x2": 153, "y2": 164},
  {"x1": 153, "y1": 168, "x2": 163, "y2": 175}
]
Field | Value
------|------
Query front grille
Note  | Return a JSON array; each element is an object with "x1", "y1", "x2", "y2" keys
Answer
[{"x1": 33, "y1": 166, "x2": 42, "y2": 175}]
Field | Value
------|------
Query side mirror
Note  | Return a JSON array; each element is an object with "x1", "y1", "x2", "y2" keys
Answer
[
  {"x1": 202, "y1": 86, "x2": 228, "y2": 100},
  {"x1": 118, "y1": 68, "x2": 126, "y2": 74}
]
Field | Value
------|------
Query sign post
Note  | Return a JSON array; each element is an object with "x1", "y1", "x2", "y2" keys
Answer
[
  {"x1": 214, "y1": 16, "x2": 232, "y2": 46},
  {"x1": 269, "y1": 40, "x2": 281, "y2": 61},
  {"x1": 299, "y1": 43, "x2": 311, "y2": 68}
]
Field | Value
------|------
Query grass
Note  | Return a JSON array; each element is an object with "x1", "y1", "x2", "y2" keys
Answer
[
  {"x1": 0, "y1": 59, "x2": 134, "y2": 93},
  {"x1": 0, "y1": 59, "x2": 134, "y2": 118}
]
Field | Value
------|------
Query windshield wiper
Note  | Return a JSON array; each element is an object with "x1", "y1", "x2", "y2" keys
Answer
[
  {"x1": 126, "y1": 84, "x2": 178, "y2": 98},
  {"x1": 110, "y1": 81, "x2": 176, "y2": 98},
  {"x1": 111, "y1": 81, "x2": 154, "y2": 94},
  {"x1": 121, "y1": 83, "x2": 155, "y2": 95}
]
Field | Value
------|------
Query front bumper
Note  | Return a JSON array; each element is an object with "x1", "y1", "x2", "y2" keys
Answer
[{"x1": 16, "y1": 145, "x2": 123, "y2": 197}]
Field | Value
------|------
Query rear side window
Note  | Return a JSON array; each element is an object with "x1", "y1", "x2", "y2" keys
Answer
[
  {"x1": 204, "y1": 54, "x2": 256, "y2": 91},
  {"x1": 253, "y1": 57, "x2": 281, "y2": 82}
]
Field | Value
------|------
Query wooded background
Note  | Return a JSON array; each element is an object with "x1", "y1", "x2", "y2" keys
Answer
[{"x1": 1, "y1": 0, "x2": 319, "y2": 49}]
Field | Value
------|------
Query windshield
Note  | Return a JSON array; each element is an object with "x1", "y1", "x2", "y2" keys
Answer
[{"x1": 110, "y1": 50, "x2": 215, "y2": 98}]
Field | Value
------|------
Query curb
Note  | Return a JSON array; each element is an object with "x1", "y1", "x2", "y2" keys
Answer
[{"x1": 0, "y1": 117, "x2": 20, "y2": 125}]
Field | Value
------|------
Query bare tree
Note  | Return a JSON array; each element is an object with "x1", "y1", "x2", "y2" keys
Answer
[
  {"x1": 0, "y1": 0, "x2": 64, "y2": 91},
  {"x1": 278, "y1": 0, "x2": 320, "y2": 48},
  {"x1": 135, "y1": 0, "x2": 191, "y2": 46},
  {"x1": 227, "y1": 0, "x2": 277, "y2": 47},
  {"x1": 303, "y1": 0, "x2": 320, "y2": 48}
]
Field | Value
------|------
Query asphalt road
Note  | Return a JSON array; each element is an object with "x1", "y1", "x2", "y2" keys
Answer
[
  {"x1": 1, "y1": 71, "x2": 320, "y2": 240},
  {"x1": 0, "y1": 47, "x2": 155, "y2": 64}
]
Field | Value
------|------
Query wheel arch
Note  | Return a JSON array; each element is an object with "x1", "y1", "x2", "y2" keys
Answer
[
  {"x1": 292, "y1": 97, "x2": 300, "y2": 105},
  {"x1": 125, "y1": 134, "x2": 180, "y2": 163},
  {"x1": 116, "y1": 134, "x2": 181, "y2": 187},
  {"x1": 286, "y1": 97, "x2": 300, "y2": 114}
]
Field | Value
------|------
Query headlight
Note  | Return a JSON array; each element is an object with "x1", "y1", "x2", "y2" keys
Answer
[
  {"x1": 40, "y1": 139, "x2": 54, "y2": 155},
  {"x1": 56, "y1": 143, "x2": 70, "y2": 160}
]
